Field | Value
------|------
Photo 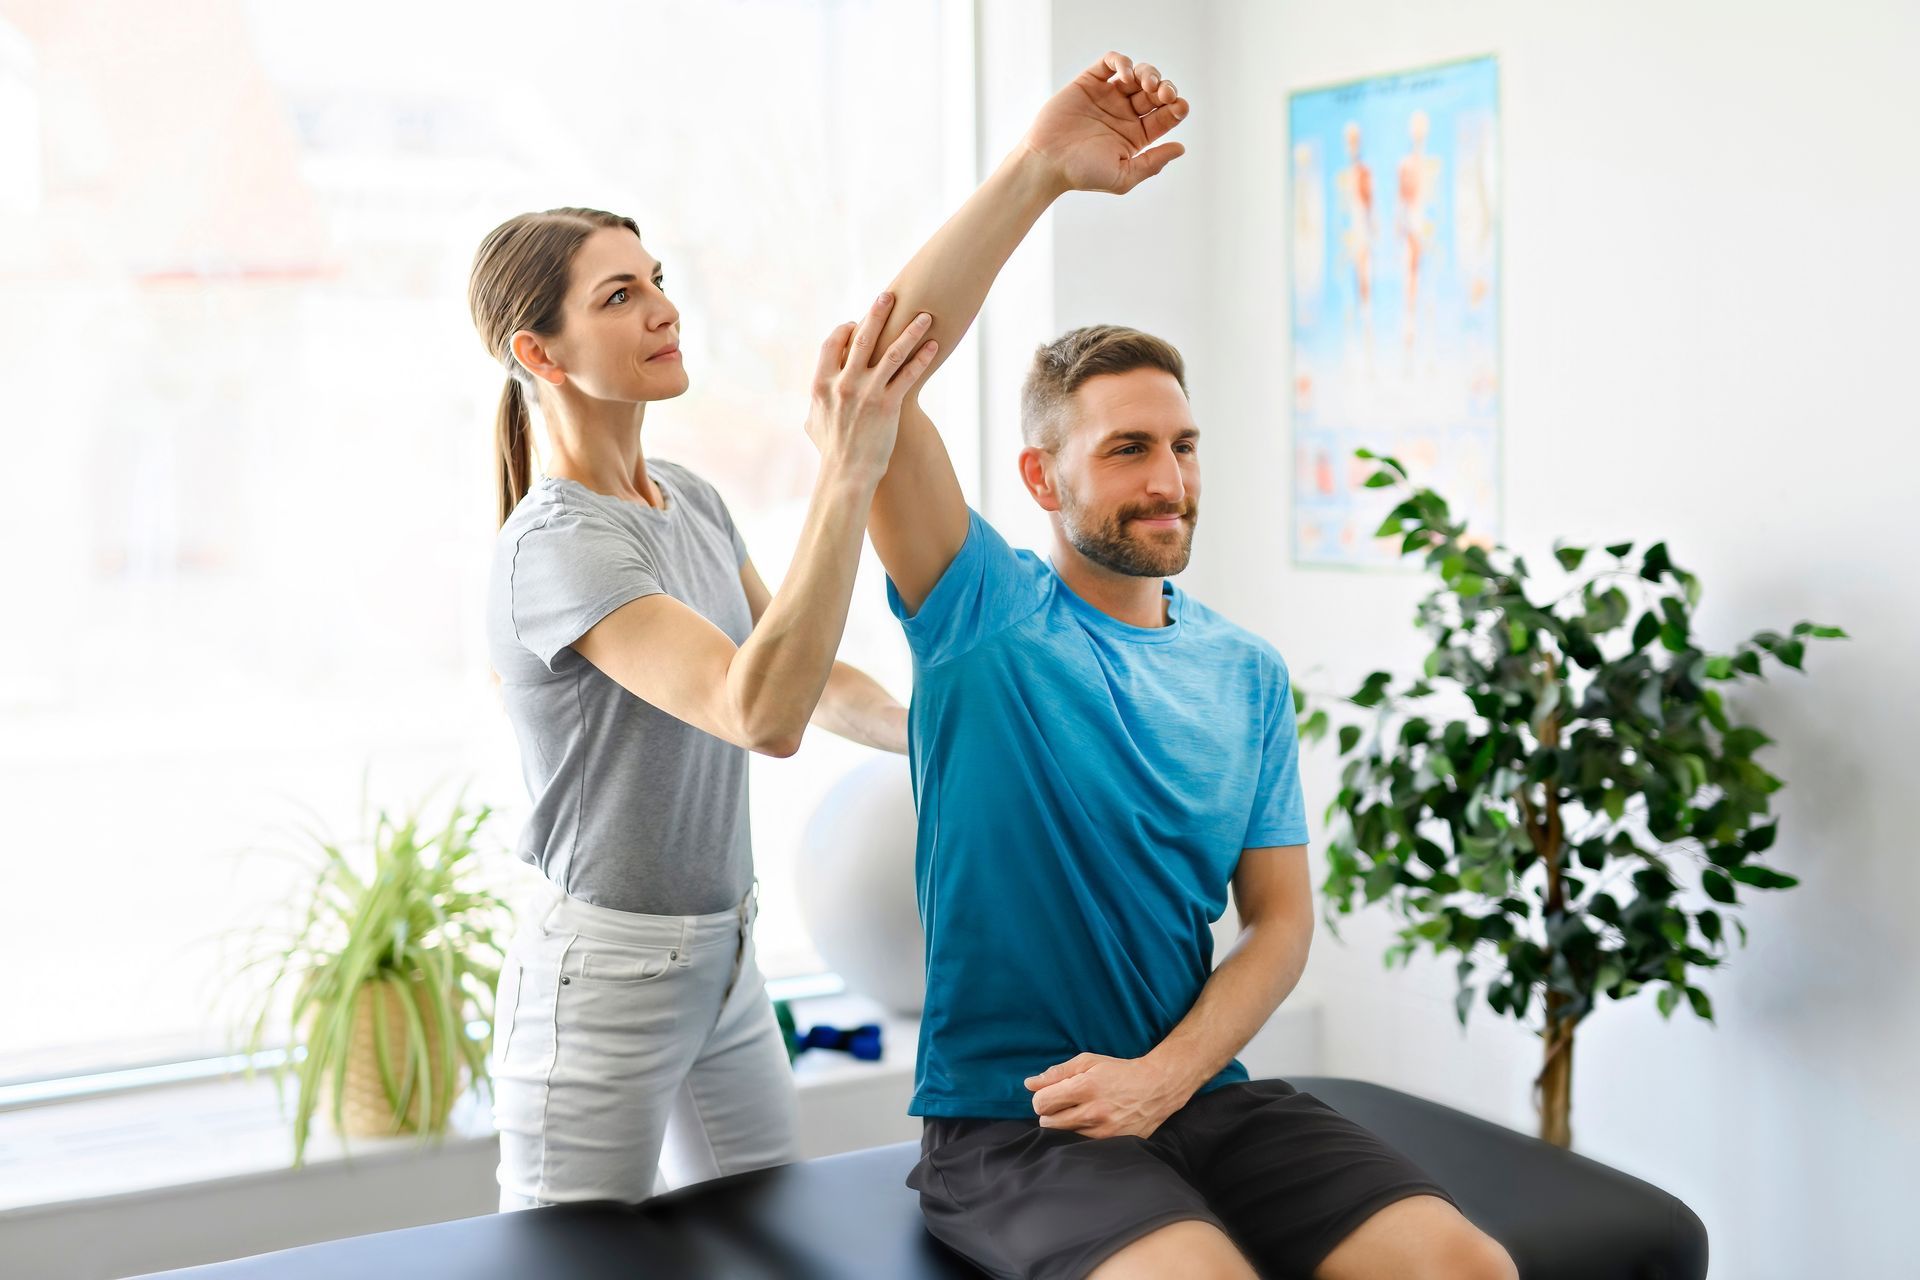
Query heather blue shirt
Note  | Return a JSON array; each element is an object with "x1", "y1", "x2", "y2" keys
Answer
[{"x1": 887, "y1": 510, "x2": 1310, "y2": 1119}]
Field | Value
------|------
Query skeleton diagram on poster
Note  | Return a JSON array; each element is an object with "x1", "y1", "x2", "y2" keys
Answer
[{"x1": 1290, "y1": 57, "x2": 1500, "y2": 569}]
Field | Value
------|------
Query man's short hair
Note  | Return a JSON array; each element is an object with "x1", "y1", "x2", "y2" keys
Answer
[{"x1": 1019, "y1": 325, "x2": 1189, "y2": 451}]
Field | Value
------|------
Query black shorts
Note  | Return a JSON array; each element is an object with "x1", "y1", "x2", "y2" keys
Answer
[{"x1": 906, "y1": 1077, "x2": 1459, "y2": 1280}]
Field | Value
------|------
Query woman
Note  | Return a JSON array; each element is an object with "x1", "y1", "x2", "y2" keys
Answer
[{"x1": 469, "y1": 206, "x2": 936, "y2": 1210}]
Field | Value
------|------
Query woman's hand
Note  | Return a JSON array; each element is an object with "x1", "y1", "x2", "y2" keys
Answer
[
  {"x1": 805, "y1": 292, "x2": 937, "y2": 482},
  {"x1": 1020, "y1": 50, "x2": 1190, "y2": 197}
]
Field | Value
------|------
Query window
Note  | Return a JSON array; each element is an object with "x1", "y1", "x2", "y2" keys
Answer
[{"x1": 0, "y1": 0, "x2": 978, "y2": 1085}]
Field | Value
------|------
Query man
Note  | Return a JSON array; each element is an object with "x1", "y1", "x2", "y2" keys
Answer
[{"x1": 856, "y1": 52, "x2": 1519, "y2": 1280}]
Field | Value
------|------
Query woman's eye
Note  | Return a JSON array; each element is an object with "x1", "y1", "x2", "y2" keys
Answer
[{"x1": 608, "y1": 288, "x2": 628, "y2": 305}]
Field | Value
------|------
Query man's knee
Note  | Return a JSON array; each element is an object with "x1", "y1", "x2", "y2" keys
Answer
[
  {"x1": 1088, "y1": 1219, "x2": 1256, "y2": 1280},
  {"x1": 1316, "y1": 1194, "x2": 1516, "y2": 1280},
  {"x1": 1430, "y1": 1228, "x2": 1519, "y2": 1280}
]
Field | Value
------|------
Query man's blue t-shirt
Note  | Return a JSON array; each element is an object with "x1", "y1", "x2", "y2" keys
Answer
[{"x1": 886, "y1": 510, "x2": 1310, "y2": 1119}]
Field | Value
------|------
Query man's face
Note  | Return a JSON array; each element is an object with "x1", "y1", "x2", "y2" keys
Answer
[{"x1": 1046, "y1": 368, "x2": 1201, "y2": 577}]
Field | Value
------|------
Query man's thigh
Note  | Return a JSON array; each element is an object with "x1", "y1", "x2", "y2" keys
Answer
[
  {"x1": 908, "y1": 1117, "x2": 1224, "y2": 1280},
  {"x1": 1172, "y1": 1079, "x2": 1462, "y2": 1278}
]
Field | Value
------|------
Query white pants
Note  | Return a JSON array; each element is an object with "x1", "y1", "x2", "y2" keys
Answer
[{"x1": 490, "y1": 877, "x2": 799, "y2": 1211}]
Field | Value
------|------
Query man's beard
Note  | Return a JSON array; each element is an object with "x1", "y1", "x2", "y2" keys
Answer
[{"x1": 1057, "y1": 486, "x2": 1199, "y2": 577}]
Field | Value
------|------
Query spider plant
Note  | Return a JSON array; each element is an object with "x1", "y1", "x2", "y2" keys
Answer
[{"x1": 233, "y1": 790, "x2": 511, "y2": 1165}]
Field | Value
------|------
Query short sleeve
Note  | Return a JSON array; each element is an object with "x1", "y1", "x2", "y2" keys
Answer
[
  {"x1": 885, "y1": 509, "x2": 1047, "y2": 668},
  {"x1": 509, "y1": 504, "x2": 664, "y2": 672},
  {"x1": 1243, "y1": 658, "x2": 1311, "y2": 848},
  {"x1": 664, "y1": 462, "x2": 748, "y2": 567},
  {"x1": 706, "y1": 480, "x2": 749, "y2": 567}
]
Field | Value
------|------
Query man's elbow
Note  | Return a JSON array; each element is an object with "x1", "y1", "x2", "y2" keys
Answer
[{"x1": 1242, "y1": 901, "x2": 1315, "y2": 950}]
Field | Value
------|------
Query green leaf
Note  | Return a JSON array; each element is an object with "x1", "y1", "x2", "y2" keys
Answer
[
  {"x1": 1364, "y1": 470, "x2": 1398, "y2": 488},
  {"x1": 1606, "y1": 541, "x2": 1635, "y2": 559},
  {"x1": 1352, "y1": 671, "x2": 1393, "y2": 708},
  {"x1": 1632, "y1": 612, "x2": 1661, "y2": 650},
  {"x1": 1363, "y1": 862, "x2": 1397, "y2": 901},
  {"x1": 1509, "y1": 620, "x2": 1529, "y2": 652},
  {"x1": 1338, "y1": 724, "x2": 1363, "y2": 755},
  {"x1": 1657, "y1": 986, "x2": 1679, "y2": 1019},
  {"x1": 1685, "y1": 987, "x2": 1714, "y2": 1021},
  {"x1": 1554, "y1": 545, "x2": 1587, "y2": 571},
  {"x1": 1702, "y1": 655, "x2": 1734, "y2": 680},
  {"x1": 1702, "y1": 869, "x2": 1738, "y2": 904},
  {"x1": 1457, "y1": 574, "x2": 1487, "y2": 597},
  {"x1": 1730, "y1": 865, "x2": 1800, "y2": 890},
  {"x1": 1355, "y1": 448, "x2": 1408, "y2": 479}
]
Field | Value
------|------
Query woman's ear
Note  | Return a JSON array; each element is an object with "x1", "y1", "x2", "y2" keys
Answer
[
  {"x1": 1018, "y1": 446, "x2": 1061, "y2": 514},
  {"x1": 511, "y1": 330, "x2": 567, "y2": 387}
]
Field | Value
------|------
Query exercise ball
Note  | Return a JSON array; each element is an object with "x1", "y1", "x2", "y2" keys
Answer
[{"x1": 796, "y1": 753, "x2": 924, "y2": 1016}]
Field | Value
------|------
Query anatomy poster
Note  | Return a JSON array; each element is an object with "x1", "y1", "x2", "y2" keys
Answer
[{"x1": 1289, "y1": 56, "x2": 1501, "y2": 569}]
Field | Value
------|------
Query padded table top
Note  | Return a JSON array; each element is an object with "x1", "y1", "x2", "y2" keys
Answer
[{"x1": 131, "y1": 1077, "x2": 1706, "y2": 1279}]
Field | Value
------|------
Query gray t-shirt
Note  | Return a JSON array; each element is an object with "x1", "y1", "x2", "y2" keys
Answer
[{"x1": 488, "y1": 460, "x2": 754, "y2": 915}]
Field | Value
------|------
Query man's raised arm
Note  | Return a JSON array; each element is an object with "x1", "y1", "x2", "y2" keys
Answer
[{"x1": 862, "y1": 51, "x2": 1190, "y2": 614}]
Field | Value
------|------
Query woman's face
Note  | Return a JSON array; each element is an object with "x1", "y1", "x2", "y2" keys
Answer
[{"x1": 539, "y1": 226, "x2": 688, "y2": 404}]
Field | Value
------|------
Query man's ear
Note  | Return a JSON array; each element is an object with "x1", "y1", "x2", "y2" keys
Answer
[
  {"x1": 511, "y1": 330, "x2": 567, "y2": 387},
  {"x1": 1018, "y1": 447, "x2": 1062, "y2": 513}
]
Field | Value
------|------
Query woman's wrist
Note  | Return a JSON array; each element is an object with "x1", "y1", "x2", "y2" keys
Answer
[{"x1": 814, "y1": 450, "x2": 888, "y2": 498}]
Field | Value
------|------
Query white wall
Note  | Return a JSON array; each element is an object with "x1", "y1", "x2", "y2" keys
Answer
[{"x1": 1037, "y1": 1, "x2": 1919, "y2": 1275}]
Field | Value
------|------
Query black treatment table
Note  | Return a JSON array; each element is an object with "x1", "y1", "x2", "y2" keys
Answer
[{"x1": 130, "y1": 1077, "x2": 1708, "y2": 1279}]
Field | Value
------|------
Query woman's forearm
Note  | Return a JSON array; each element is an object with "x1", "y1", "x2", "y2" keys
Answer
[
  {"x1": 811, "y1": 661, "x2": 909, "y2": 753},
  {"x1": 724, "y1": 463, "x2": 879, "y2": 754}
]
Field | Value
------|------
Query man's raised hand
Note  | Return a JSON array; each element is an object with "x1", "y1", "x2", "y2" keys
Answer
[{"x1": 1021, "y1": 50, "x2": 1191, "y2": 196}]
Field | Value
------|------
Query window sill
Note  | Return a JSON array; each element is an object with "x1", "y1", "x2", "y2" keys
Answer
[{"x1": 0, "y1": 992, "x2": 919, "y2": 1220}]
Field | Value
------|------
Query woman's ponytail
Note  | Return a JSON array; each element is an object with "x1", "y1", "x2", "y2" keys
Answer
[{"x1": 496, "y1": 376, "x2": 532, "y2": 527}]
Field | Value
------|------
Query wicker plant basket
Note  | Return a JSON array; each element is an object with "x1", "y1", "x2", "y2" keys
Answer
[{"x1": 315, "y1": 974, "x2": 464, "y2": 1137}]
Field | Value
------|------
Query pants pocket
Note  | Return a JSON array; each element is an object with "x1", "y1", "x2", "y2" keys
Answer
[{"x1": 570, "y1": 940, "x2": 678, "y2": 985}]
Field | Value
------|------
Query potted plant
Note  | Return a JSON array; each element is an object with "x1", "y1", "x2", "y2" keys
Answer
[
  {"x1": 1297, "y1": 451, "x2": 1845, "y2": 1148},
  {"x1": 234, "y1": 790, "x2": 512, "y2": 1165}
]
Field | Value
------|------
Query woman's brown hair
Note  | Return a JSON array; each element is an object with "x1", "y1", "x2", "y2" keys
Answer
[{"x1": 468, "y1": 207, "x2": 640, "y2": 526}]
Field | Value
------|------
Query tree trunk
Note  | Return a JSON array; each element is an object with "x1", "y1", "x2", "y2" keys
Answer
[{"x1": 1536, "y1": 1008, "x2": 1574, "y2": 1148}]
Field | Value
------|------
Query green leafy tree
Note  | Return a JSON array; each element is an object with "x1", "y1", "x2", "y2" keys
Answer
[{"x1": 1297, "y1": 451, "x2": 1845, "y2": 1147}]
